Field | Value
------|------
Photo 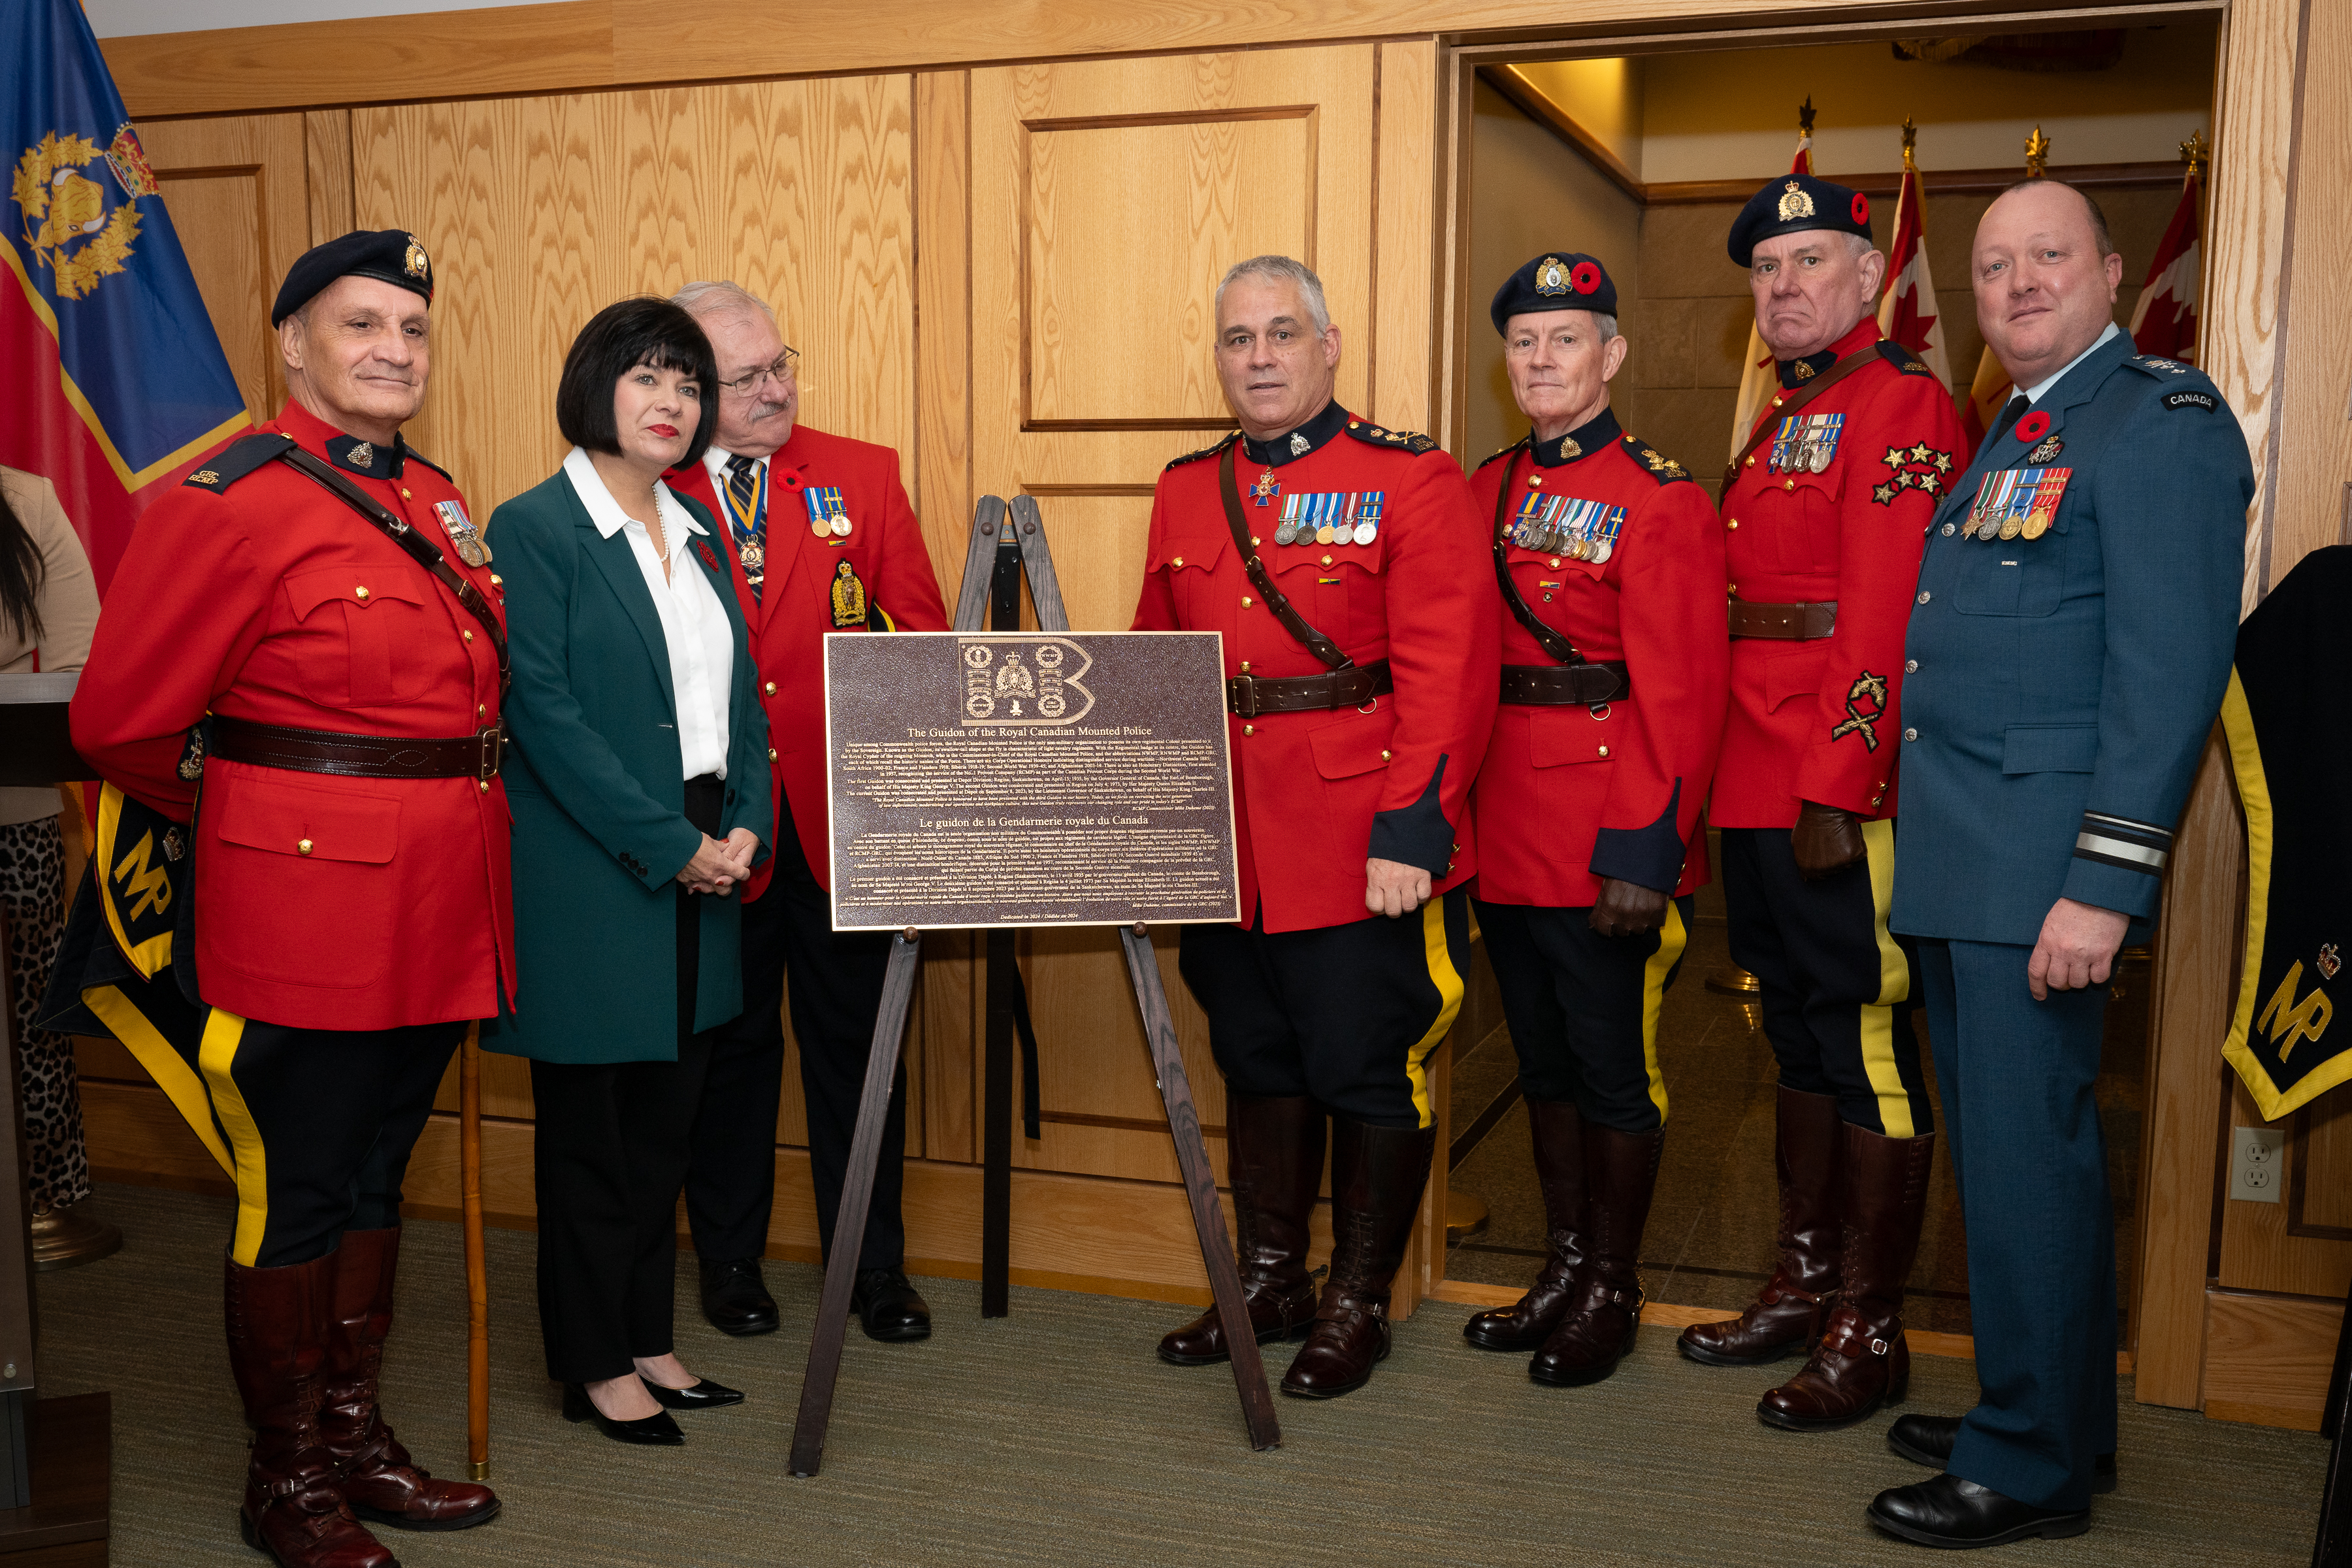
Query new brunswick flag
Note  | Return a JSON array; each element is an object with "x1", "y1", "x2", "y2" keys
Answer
[{"x1": 3, "y1": 0, "x2": 248, "y2": 591}]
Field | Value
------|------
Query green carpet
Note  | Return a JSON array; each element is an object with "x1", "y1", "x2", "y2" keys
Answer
[{"x1": 36, "y1": 1184, "x2": 2328, "y2": 1567}]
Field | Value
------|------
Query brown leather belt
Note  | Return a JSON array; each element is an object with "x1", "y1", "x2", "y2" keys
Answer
[
  {"x1": 211, "y1": 715, "x2": 506, "y2": 781},
  {"x1": 1500, "y1": 661, "x2": 1631, "y2": 706},
  {"x1": 1728, "y1": 600, "x2": 1838, "y2": 640},
  {"x1": 1226, "y1": 660, "x2": 1393, "y2": 718}
]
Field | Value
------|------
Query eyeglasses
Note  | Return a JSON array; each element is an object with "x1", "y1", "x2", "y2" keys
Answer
[{"x1": 717, "y1": 348, "x2": 800, "y2": 396}]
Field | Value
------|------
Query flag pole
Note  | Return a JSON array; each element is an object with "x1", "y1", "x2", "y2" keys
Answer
[{"x1": 461, "y1": 1023, "x2": 490, "y2": 1480}]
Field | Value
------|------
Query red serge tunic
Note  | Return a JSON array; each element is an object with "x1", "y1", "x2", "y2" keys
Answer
[
  {"x1": 1468, "y1": 408, "x2": 1729, "y2": 907},
  {"x1": 668, "y1": 422, "x2": 949, "y2": 898},
  {"x1": 1709, "y1": 319, "x2": 1964, "y2": 828},
  {"x1": 1130, "y1": 403, "x2": 1500, "y2": 934},
  {"x1": 69, "y1": 399, "x2": 514, "y2": 1030}
]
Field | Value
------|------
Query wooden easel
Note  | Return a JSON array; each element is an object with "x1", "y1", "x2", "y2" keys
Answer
[{"x1": 786, "y1": 497, "x2": 1279, "y2": 1476}]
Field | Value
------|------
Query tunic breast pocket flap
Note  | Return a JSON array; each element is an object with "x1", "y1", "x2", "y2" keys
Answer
[
  {"x1": 284, "y1": 568, "x2": 434, "y2": 708},
  {"x1": 1147, "y1": 532, "x2": 1228, "y2": 575},
  {"x1": 2000, "y1": 723, "x2": 2099, "y2": 776},
  {"x1": 1308, "y1": 713, "x2": 1396, "y2": 780},
  {"x1": 212, "y1": 775, "x2": 400, "y2": 863}
]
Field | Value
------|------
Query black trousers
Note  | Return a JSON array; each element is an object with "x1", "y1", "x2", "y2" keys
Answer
[
  {"x1": 531, "y1": 776, "x2": 723, "y2": 1382},
  {"x1": 684, "y1": 795, "x2": 903, "y2": 1269},
  {"x1": 1475, "y1": 895, "x2": 1695, "y2": 1134},
  {"x1": 1177, "y1": 892, "x2": 1469, "y2": 1131},
  {"x1": 197, "y1": 1011, "x2": 461, "y2": 1268},
  {"x1": 1720, "y1": 823, "x2": 1933, "y2": 1137}
]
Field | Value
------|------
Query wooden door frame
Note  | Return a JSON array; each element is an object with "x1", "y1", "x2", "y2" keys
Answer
[{"x1": 1426, "y1": 0, "x2": 2302, "y2": 1406}]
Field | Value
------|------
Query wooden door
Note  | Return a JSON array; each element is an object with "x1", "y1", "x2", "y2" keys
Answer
[{"x1": 943, "y1": 42, "x2": 1446, "y2": 1282}]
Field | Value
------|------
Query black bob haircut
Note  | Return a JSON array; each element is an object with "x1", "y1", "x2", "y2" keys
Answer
[{"x1": 555, "y1": 296, "x2": 719, "y2": 470}]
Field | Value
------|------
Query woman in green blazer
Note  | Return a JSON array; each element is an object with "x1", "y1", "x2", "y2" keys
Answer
[{"x1": 483, "y1": 298, "x2": 772, "y2": 1446}]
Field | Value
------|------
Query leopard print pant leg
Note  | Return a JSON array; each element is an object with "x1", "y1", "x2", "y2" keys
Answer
[{"x1": 0, "y1": 815, "x2": 92, "y2": 1211}]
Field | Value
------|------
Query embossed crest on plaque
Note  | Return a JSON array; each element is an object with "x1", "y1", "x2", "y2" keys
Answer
[{"x1": 960, "y1": 635, "x2": 1095, "y2": 725}]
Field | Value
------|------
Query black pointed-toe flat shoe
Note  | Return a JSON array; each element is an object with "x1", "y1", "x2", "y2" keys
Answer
[
  {"x1": 1867, "y1": 1473, "x2": 2091, "y2": 1549},
  {"x1": 640, "y1": 1375, "x2": 745, "y2": 1411},
  {"x1": 561, "y1": 1382, "x2": 685, "y2": 1445},
  {"x1": 1887, "y1": 1414, "x2": 2117, "y2": 1494}
]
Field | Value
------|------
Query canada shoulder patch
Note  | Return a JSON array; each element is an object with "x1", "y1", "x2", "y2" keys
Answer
[
  {"x1": 1874, "y1": 340, "x2": 1933, "y2": 376},
  {"x1": 1476, "y1": 441, "x2": 1526, "y2": 471},
  {"x1": 1622, "y1": 434, "x2": 1691, "y2": 484},
  {"x1": 182, "y1": 432, "x2": 296, "y2": 492},
  {"x1": 2163, "y1": 389, "x2": 2219, "y2": 412},
  {"x1": 1345, "y1": 423, "x2": 1438, "y2": 455},
  {"x1": 1164, "y1": 433, "x2": 1239, "y2": 471}
]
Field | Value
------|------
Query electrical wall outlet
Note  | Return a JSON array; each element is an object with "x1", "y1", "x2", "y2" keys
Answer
[{"x1": 2230, "y1": 1125, "x2": 2286, "y2": 1203}]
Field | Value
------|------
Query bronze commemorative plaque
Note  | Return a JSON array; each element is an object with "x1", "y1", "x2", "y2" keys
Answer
[{"x1": 825, "y1": 631, "x2": 1240, "y2": 930}]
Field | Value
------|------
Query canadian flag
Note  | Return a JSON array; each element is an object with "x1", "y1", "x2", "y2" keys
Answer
[
  {"x1": 2130, "y1": 165, "x2": 2202, "y2": 361},
  {"x1": 1875, "y1": 142, "x2": 1951, "y2": 386},
  {"x1": 1728, "y1": 127, "x2": 1813, "y2": 464}
]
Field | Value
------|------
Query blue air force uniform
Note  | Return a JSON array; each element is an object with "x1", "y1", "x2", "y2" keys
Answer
[{"x1": 1892, "y1": 325, "x2": 2250, "y2": 1511}]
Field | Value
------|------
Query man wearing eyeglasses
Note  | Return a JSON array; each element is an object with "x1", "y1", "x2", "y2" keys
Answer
[{"x1": 666, "y1": 280, "x2": 949, "y2": 1345}]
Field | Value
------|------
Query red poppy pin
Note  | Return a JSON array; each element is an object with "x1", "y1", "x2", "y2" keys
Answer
[
  {"x1": 694, "y1": 540, "x2": 721, "y2": 571},
  {"x1": 2014, "y1": 410, "x2": 2052, "y2": 444},
  {"x1": 1851, "y1": 192, "x2": 1870, "y2": 225},
  {"x1": 1570, "y1": 261, "x2": 1602, "y2": 295}
]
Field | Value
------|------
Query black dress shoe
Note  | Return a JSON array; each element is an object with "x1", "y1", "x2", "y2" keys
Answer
[
  {"x1": 851, "y1": 1269, "x2": 932, "y2": 1342},
  {"x1": 561, "y1": 1382, "x2": 685, "y2": 1445},
  {"x1": 640, "y1": 1375, "x2": 745, "y2": 1411},
  {"x1": 700, "y1": 1256, "x2": 780, "y2": 1337},
  {"x1": 1888, "y1": 1414, "x2": 2117, "y2": 1494},
  {"x1": 1868, "y1": 1473, "x2": 2091, "y2": 1548}
]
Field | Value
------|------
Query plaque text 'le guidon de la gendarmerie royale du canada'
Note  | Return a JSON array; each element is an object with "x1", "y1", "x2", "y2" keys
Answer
[{"x1": 824, "y1": 631, "x2": 1242, "y2": 931}]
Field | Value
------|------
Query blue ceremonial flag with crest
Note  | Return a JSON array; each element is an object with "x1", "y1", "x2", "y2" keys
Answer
[{"x1": 3, "y1": 0, "x2": 250, "y2": 589}]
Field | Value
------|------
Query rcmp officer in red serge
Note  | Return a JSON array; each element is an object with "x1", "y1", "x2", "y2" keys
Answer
[
  {"x1": 662, "y1": 281, "x2": 949, "y2": 1343},
  {"x1": 70, "y1": 231, "x2": 506, "y2": 1567},
  {"x1": 1456, "y1": 253, "x2": 1728, "y2": 1387},
  {"x1": 1677, "y1": 174, "x2": 1965, "y2": 1434},
  {"x1": 1133, "y1": 254, "x2": 1498, "y2": 1398}
]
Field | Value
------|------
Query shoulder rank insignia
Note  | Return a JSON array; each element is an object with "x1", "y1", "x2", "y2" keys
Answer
[
  {"x1": 1164, "y1": 433, "x2": 1239, "y2": 470},
  {"x1": 2127, "y1": 355, "x2": 2195, "y2": 378},
  {"x1": 1874, "y1": 340, "x2": 1933, "y2": 376},
  {"x1": 1624, "y1": 435, "x2": 1690, "y2": 484},
  {"x1": 182, "y1": 433, "x2": 295, "y2": 491},
  {"x1": 1477, "y1": 442, "x2": 1524, "y2": 471},
  {"x1": 1345, "y1": 423, "x2": 1437, "y2": 455}
]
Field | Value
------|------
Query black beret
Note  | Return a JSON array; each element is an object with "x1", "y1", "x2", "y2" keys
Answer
[
  {"x1": 1490, "y1": 252, "x2": 1617, "y2": 335},
  {"x1": 271, "y1": 229, "x2": 434, "y2": 326},
  {"x1": 1725, "y1": 174, "x2": 1874, "y2": 266}
]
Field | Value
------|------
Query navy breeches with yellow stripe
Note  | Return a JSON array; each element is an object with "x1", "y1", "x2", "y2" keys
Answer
[
  {"x1": 1721, "y1": 823, "x2": 1931, "y2": 1137},
  {"x1": 1476, "y1": 895, "x2": 1692, "y2": 1134},
  {"x1": 192, "y1": 1011, "x2": 462, "y2": 1268},
  {"x1": 1178, "y1": 891, "x2": 1469, "y2": 1130}
]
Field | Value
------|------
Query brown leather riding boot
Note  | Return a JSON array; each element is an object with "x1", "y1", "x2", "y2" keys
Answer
[
  {"x1": 319, "y1": 1228, "x2": 500, "y2": 1531},
  {"x1": 1279, "y1": 1117, "x2": 1436, "y2": 1399},
  {"x1": 1678, "y1": 1085, "x2": 1843, "y2": 1366},
  {"x1": 225, "y1": 1250, "x2": 396, "y2": 1568},
  {"x1": 1463, "y1": 1098, "x2": 1586, "y2": 1352},
  {"x1": 1160, "y1": 1095, "x2": 1326, "y2": 1365},
  {"x1": 1759, "y1": 1122, "x2": 1936, "y2": 1431},
  {"x1": 1529, "y1": 1123, "x2": 1662, "y2": 1386}
]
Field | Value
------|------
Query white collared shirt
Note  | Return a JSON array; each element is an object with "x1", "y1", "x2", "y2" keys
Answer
[
  {"x1": 2023, "y1": 320, "x2": 2121, "y2": 404},
  {"x1": 563, "y1": 446, "x2": 734, "y2": 779}
]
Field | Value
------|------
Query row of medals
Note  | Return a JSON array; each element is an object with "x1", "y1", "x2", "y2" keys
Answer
[
  {"x1": 1965, "y1": 509, "x2": 2051, "y2": 542},
  {"x1": 1511, "y1": 500, "x2": 1620, "y2": 564},
  {"x1": 1961, "y1": 468, "x2": 2067, "y2": 542},
  {"x1": 1269, "y1": 485, "x2": 1381, "y2": 548}
]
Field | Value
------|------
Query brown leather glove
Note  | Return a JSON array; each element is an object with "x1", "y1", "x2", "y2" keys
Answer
[
  {"x1": 1588, "y1": 876, "x2": 1670, "y2": 938},
  {"x1": 1791, "y1": 800, "x2": 1868, "y2": 881}
]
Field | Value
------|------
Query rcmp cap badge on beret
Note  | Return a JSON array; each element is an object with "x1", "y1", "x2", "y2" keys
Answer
[
  {"x1": 1727, "y1": 172, "x2": 1874, "y2": 265},
  {"x1": 1491, "y1": 251, "x2": 1618, "y2": 335},
  {"x1": 270, "y1": 228, "x2": 436, "y2": 325}
]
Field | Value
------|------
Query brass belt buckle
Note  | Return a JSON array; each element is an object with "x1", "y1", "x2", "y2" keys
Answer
[{"x1": 477, "y1": 724, "x2": 505, "y2": 779}]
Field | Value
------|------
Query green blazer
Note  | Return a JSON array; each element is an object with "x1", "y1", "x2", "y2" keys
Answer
[{"x1": 480, "y1": 468, "x2": 772, "y2": 1064}]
